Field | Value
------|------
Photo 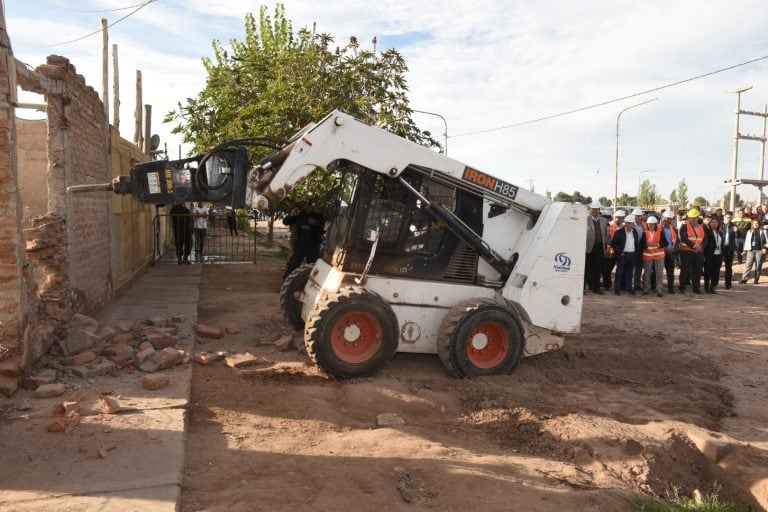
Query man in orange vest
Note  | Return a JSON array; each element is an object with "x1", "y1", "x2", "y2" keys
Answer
[
  {"x1": 678, "y1": 208, "x2": 708, "y2": 294},
  {"x1": 661, "y1": 210, "x2": 679, "y2": 293},
  {"x1": 641, "y1": 216, "x2": 669, "y2": 296}
]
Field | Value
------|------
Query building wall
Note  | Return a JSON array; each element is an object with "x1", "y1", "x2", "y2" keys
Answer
[{"x1": 16, "y1": 118, "x2": 47, "y2": 221}]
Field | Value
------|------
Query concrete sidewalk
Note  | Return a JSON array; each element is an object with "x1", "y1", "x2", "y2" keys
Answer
[{"x1": 0, "y1": 263, "x2": 202, "y2": 512}]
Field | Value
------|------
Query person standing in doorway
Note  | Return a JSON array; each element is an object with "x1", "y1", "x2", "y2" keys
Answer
[
  {"x1": 192, "y1": 202, "x2": 210, "y2": 260},
  {"x1": 170, "y1": 202, "x2": 192, "y2": 264}
]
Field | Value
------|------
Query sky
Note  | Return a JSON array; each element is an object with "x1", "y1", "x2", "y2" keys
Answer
[{"x1": 5, "y1": 0, "x2": 768, "y2": 206}]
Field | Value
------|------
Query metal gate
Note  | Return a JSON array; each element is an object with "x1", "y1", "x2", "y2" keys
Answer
[{"x1": 154, "y1": 212, "x2": 257, "y2": 264}]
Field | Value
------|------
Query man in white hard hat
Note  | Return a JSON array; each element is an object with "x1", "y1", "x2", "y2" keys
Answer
[
  {"x1": 602, "y1": 209, "x2": 626, "y2": 289},
  {"x1": 610, "y1": 214, "x2": 640, "y2": 295},
  {"x1": 641, "y1": 216, "x2": 669, "y2": 296},
  {"x1": 661, "y1": 210, "x2": 679, "y2": 293},
  {"x1": 585, "y1": 201, "x2": 609, "y2": 294}
]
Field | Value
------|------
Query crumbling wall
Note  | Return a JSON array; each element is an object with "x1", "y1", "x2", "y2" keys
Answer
[
  {"x1": 16, "y1": 118, "x2": 47, "y2": 221},
  {"x1": 39, "y1": 55, "x2": 112, "y2": 313}
]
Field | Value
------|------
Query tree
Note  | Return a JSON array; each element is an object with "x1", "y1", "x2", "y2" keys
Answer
[
  {"x1": 618, "y1": 193, "x2": 637, "y2": 206},
  {"x1": 669, "y1": 190, "x2": 678, "y2": 206},
  {"x1": 165, "y1": 5, "x2": 437, "y2": 240},
  {"x1": 637, "y1": 179, "x2": 659, "y2": 207},
  {"x1": 723, "y1": 191, "x2": 742, "y2": 210},
  {"x1": 693, "y1": 196, "x2": 708, "y2": 207},
  {"x1": 675, "y1": 179, "x2": 689, "y2": 209},
  {"x1": 597, "y1": 196, "x2": 611, "y2": 206},
  {"x1": 553, "y1": 192, "x2": 572, "y2": 202}
]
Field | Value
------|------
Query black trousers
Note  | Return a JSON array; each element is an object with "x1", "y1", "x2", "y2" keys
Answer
[
  {"x1": 679, "y1": 251, "x2": 704, "y2": 291},
  {"x1": 283, "y1": 245, "x2": 320, "y2": 280},
  {"x1": 585, "y1": 244, "x2": 604, "y2": 291},
  {"x1": 173, "y1": 227, "x2": 192, "y2": 261},
  {"x1": 602, "y1": 255, "x2": 616, "y2": 288},
  {"x1": 704, "y1": 253, "x2": 723, "y2": 290},
  {"x1": 722, "y1": 246, "x2": 734, "y2": 287},
  {"x1": 664, "y1": 253, "x2": 676, "y2": 291}
]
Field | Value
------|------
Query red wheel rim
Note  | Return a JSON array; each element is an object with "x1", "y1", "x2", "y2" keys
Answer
[
  {"x1": 465, "y1": 321, "x2": 510, "y2": 369},
  {"x1": 331, "y1": 312, "x2": 382, "y2": 364}
]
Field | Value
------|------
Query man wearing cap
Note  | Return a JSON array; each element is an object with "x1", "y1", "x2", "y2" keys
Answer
[
  {"x1": 610, "y1": 214, "x2": 640, "y2": 295},
  {"x1": 641, "y1": 216, "x2": 669, "y2": 296},
  {"x1": 601, "y1": 209, "x2": 626, "y2": 289},
  {"x1": 678, "y1": 208, "x2": 708, "y2": 293},
  {"x1": 585, "y1": 202, "x2": 609, "y2": 294},
  {"x1": 661, "y1": 211, "x2": 679, "y2": 293},
  {"x1": 631, "y1": 208, "x2": 647, "y2": 291}
]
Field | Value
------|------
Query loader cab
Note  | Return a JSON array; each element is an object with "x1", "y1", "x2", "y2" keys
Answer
[{"x1": 324, "y1": 165, "x2": 484, "y2": 284}]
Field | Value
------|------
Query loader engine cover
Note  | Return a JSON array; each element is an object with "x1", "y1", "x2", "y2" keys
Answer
[{"x1": 130, "y1": 148, "x2": 249, "y2": 207}]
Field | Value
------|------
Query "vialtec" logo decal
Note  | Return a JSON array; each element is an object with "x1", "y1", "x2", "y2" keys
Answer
[
  {"x1": 553, "y1": 252, "x2": 572, "y2": 272},
  {"x1": 462, "y1": 167, "x2": 519, "y2": 200}
]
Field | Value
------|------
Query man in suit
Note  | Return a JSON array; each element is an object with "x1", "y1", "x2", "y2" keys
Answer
[
  {"x1": 585, "y1": 202, "x2": 609, "y2": 295},
  {"x1": 610, "y1": 214, "x2": 640, "y2": 296},
  {"x1": 661, "y1": 211, "x2": 679, "y2": 293}
]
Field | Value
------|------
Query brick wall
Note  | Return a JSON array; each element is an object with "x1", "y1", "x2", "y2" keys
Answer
[
  {"x1": 40, "y1": 56, "x2": 112, "y2": 313},
  {"x1": 16, "y1": 118, "x2": 47, "y2": 221}
]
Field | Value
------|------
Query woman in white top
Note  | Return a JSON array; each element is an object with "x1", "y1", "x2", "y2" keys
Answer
[{"x1": 739, "y1": 219, "x2": 768, "y2": 284}]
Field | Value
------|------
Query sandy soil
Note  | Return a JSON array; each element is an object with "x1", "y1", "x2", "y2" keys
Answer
[{"x1": 180, "y1": 256, "x2": 768, "y2": 512}]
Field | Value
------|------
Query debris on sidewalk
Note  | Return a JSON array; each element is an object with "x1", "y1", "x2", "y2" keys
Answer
[
  {"x1": 194, "y1": 323, "x2": 224, "y2": 339},
  {"x1": 23, "y1": 369, "x2": 57, "y2": 390},
  {"x1": 225, "y1": 352, "x2": 270, "y2": 369},
  {"x1": 193, "y1": 351, "x2": 223, "y2": 366},
  {"x1": 99, "y1": 396, "x2": 121, "y2": 414},
  {"x1": 274, "y1": 334, "x2": 294, "y2": 352},
  {"x1": 34, "y1": 383, "x2": 65, "y2": 398},
  {"x1": 141, "y1": 373, "x2": 170, "y2": 390}
]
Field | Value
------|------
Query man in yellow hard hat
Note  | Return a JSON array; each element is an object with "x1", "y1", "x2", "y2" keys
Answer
[{"x1": 678, "y1": 208, "x2": 707, "y2": 293}]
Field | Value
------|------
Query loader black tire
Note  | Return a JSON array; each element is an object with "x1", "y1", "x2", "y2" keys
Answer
[
  {"x1": 304, "y1": 287, "x2": 399, "y2": 378},
  {"x1": 279, "y1": 264, "x2": 313, "y2": 331},
  {"x1": 437, "y1": 298, "x2": 524, "y2": 378}
]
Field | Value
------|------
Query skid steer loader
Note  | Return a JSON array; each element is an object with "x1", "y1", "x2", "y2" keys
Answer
[{"x1": 79, "y1": 111, "x2": 586, "y2": 378}]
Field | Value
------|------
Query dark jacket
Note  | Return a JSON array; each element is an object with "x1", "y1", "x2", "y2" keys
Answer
[
  {"x1": 609, "y1": 227, "x2": 640, "y2": 258},
  {"x1": 720, "y1": 222, "x2": 738, "y2": 252},
  {"x1": 678, "y1": 221, "x2": 708, "y2": 252},
  {"x1": 703, "y1": 227, "x2": 724, "y2": 257},
  {"x1": 283, "y1": 210, "x2": 325, "y2": 249}
]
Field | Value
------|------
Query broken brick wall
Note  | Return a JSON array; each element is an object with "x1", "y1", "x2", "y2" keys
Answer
[{"x1": 39, "y1": 56, "x2": 112, "y2": 313}]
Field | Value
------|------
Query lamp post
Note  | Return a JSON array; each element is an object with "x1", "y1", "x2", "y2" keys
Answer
[
  {"x1": 637, "y1": 169, "x2": 656, "y2": 206},
  {"x1": 412, "y1": 109, "x2": 448, "y2": 155},
  {"x1": 614, "y1": 98, "x2": 658, "y2": 210}
]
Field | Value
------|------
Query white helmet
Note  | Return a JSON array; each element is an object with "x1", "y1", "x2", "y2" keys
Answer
[
  {"x1": 614, "y1": 209, "x2": 626, "y2": 217},
  {"x1": 625, "y1": 214, "x2": 636, "y2": 223},
  {"x1": 663, "y1": 210, "x2": 675, "y2": 219},
  {"x1": 589, "y1": 201, "x2": 601, "y2": 209},
  {"x1": 631, "y1": 208, "x2": 643, "y2": 216},
  {"x1": 647, "y1": 216, "x2": 659, "y2": 224}
]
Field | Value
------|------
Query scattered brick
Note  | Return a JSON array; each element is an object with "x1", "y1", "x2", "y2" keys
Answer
[
  {"x1": 141, "y1": 373, "x2": 170, "y2": 390},
  {"x1": 145, "y1": 333, "x2": 179, "y2": 349},
  {"x1": 23, "y1": 369, "x2": 57, "y2": 390},
  {"x1": 70, "y1": 313, "x2": 100, "y2": 333},
  {"x1": 0, "y1": 360, "x2": 22, "y2": 377},
  {"x1": 34, "y1": 383, "x2": 66, "y2": 398},
  {"x1": 116, "y1": 320, "x2": 134, "y2": 333},
  {"x1": 65, "y1": 351, "x2": 97, "y2": 366},
  {"x1": 194, "y1": 324, "x2": 224, "y2": 339},
  {"x1": 100, "y1": 396, "x2": 121, "y2": 414},
  {"x1": 113, "y1": 332, "x2": 136, "y2": 344},
  {"x1": 156, "y1": 348, "x2": 183, "y2": 370},
  {"x1": 225, "y1": 324, "x2": 240, "y2": 335},
  {"x1": 58, "y1": 329, "x2": 99, "y2": 356},
  {"x1": 193, "y1": 352, "x2": 221, "y2": 366},
  {"x1": 274, "y1": 335, "x2": 295, "y2": 352},
  {"x1": 78, "y1": 445, "x2": 89, "y2": 453},
  {"x1": 145, "y1": 316, "x2": 168, "y2": 327},
  {"x1": 98, "y1": 446, "x2": 108, "y2": 458},
  {"x1": 225, "y1": 352, "x2": 268, "y2": 369},
  {"x1": 138, "y1": 341, "x2": 154, "y2": 352},
  {"x1": 98, "y1": 387, "x2": 113, "y2": 395},
  {"x1": 47, "y1": 418, "x2": 67, "y2": 433}
]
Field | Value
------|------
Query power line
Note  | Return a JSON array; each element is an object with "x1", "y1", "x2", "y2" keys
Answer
[
  {"x1": 41, "y1": 0, "x2": 151, "y2": 13},
  {"x1": 28, "y1": 0, "x2": 156, "y2": 47},
  {"x1": 451, "y1": 53, "x2": 768, "y2": 138}
]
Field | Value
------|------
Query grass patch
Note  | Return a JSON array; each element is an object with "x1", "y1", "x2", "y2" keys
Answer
[{"x1": 626, "y1": 487, "x2": 755, "y2": 512}]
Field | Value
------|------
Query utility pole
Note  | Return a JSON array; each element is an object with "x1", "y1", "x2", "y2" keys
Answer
[
  {"x1": 101, "y1": 18, "x2": 108, "y2": 123},
  {"x1": 112, "y1": 44, "x2": 119, "y2": 130},
  {"x1": 134, "y1": 70, "x2": 142, "y2": 148},
  {"x1": 724, "y1": 87, "x2": 768, "y2": 210}
]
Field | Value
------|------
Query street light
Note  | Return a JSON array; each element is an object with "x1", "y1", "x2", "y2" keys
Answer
[
  {"x1": 637, "y1": 169, "x2": 656, "y2": 206},
  {"x1": 412, "y1": 109, "x2": 448, "y2": 155},
  {"x1": 614, "y1": 98, "x2": 658, "y2": 210}
]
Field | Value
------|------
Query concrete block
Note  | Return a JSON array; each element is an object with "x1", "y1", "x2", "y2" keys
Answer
[
  {"x1": 141, "y1": 373, "x2": 170, "y2": 390},
  {"x1": 34, "y1": 383, "x2": 66, "y2": 398},
  {"x1": 194, "y1": 324, "x2": 224, "y2": 339},
  {"x1": 71, "y1": 358, "x2": 115, "y2": 379}
]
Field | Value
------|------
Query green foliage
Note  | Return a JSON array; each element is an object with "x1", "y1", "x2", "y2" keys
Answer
[
  {"x1": 723, "y1": 191, "x2": 742, "y2": 209},
  {"x1": 553, "y1": 191, "x2": 591, "y2": 204},
  {"x1": 638, "y1": 179, "x2": 659, "y2": 207},
  {"x1": 669, "y1": 190, "x2": 678, "y2": 205},
  {"x1": 693, "y1": 196, "x2": 709, "y2": 207},
  {"x1": 676, "y1": 179, "x2": 689, "y2": 209},
  {"x1": 597, "y1": 196, "x2": 611, "y2": 206},
  {"x1": 618, "y1": 192, "x2": 637, "y2": 205},
  {"x1": 626, "y1": 486, "x2": 755, "y2": 512}
]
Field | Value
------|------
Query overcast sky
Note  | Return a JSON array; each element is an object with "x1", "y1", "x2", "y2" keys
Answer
[{"x1": 6, "y1": 0, "x2": 768, "y2": 206}]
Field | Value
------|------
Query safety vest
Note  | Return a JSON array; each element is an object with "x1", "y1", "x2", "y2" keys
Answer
[
  {"x1": 680, "y1": 222, "x2": 704, "y2": 252},
  {"x1": 605, "y1": 223, "x2": 619, "y2": 255},
  {"x1": 663, "y1": 224, "x2": 677, "y2": 252},
  {"x1": 643, "y1": 227, "x2": 664, "y2": 260}
]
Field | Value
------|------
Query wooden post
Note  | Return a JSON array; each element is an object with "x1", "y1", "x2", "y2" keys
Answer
[
  {"x1": 134, "y1": 70, "x2": 142, "y2": 148},
  {"x1": 144, "y1": 104, "x2": 152, "y2": 155},
  {"x1": 112, "y1": 44, "x2": 119, "y2": 130},
  {"x1": 101, "y1": 18, "x2": 108, "y2": 122}
]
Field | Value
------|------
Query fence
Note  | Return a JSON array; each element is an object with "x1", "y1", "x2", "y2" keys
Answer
[{"x1": 154, "y1": 213, "x2": 257, "y2": 264}]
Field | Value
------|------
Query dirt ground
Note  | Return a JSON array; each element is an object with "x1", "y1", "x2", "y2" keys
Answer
[{"x1": 179, "y1": 252, "x2": 768, "y2": 512}]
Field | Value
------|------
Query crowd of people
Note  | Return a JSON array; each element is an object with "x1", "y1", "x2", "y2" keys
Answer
[{"x1": 585, "y1": 202, "x2": 768, "y2": 296}]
